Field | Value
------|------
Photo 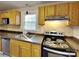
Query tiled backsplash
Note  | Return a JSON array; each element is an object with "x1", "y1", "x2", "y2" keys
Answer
[{"x1": 37, "y1": 21, "x2": 73, "y2": 36}]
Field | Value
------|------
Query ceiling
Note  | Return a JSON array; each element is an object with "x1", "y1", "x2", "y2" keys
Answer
[{"x1": 0, "y1": 1, "x2": 64, "y2": 11}]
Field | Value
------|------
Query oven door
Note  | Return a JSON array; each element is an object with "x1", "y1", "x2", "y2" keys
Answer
[{"x1": 42, "y1": 47, "x2": 76, "y2": 57}]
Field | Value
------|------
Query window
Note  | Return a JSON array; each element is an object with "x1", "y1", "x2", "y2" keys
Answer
[{"x1": 24, "y1": 14, "x2": 37, "y2": 31}]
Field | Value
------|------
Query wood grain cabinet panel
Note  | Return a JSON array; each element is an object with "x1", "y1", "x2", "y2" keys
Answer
[
  {"x1": 0, "y1": 10, "x2": 21, "y2": 25},
  {"x1": 20, "y1": 47, "x2": 31, "y2": 57},
  {"x1": 69, "y1": 2, "x2": 79, "y2": 26},
  {"x1": 45, "y1": 5, "x2": 55, "y2": 16},
  {"x1": 10, "y1": 39, "x2": 20, "y2": 57},
  {"x1": 8, "y1": 10, "x2": 21, "y2": 25},
  {"x1": 32, "y1": 44, "x2": 41, "y2": 57},
  {"x1": 19, "y1": 41, "x2": 31, "y2": 57},
  {"x1": 10, "y1": 39, "x2": 32, "y2": 57},
  {"x1": 38, "y1": 6, "x2": 45, "y2": 25},
  {"x1": 0, "y1": 38, "x2": 2, "y2": 51},
  {"x1": 76, "y1": 50, "x2": 79, "y2": 57},
  {"x1": 56, "y1": 3, "x2": 69, "y2": 16}
]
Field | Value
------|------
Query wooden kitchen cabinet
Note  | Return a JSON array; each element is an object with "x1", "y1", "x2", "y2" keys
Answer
[
  {"x1": 0, "y1": 9, "x2": 21, "y2": 25},
  {"x1": 56, "y1": 3, "x2": 69, "y2": 16},
  {"x1": 45, "y1": 5, "x2": 55, "y2": 16},
  {"x1": 10, "y1": 39, "x2": 20, "y2": 57},
  {"x1": 38, "y1": 2, "x2": 79, "y2": 26},
  {"x1": 19, "y1": 41, "x2": 31, "y2": 57},
  {"x1": 0, "y1": 38, "x2": 2, "y2": 51},
  {"x1": 7, "y1": 10, "x2": 21, "y2": 25},
  {"x1": 38, "y1": 6, "x2": 45, "y2": 25},
  {"x1": 32, "y1": 44, "x2": 41, "y2": 57},
  {"x1": 76, "y1": 50, "x2": 79, "y2": 57},
  {"x1": 8, "y1": 10, "x2": 16, "y2": 25},
  {"x1": 69, "y1": 2, "x2": 79, "y2": 26},
  {"x1": 10, "y1": 38, "x2": 41, "y2": 57},
  {"x1": 38, "y1": 5, "x2": 55, "y2": 25}
]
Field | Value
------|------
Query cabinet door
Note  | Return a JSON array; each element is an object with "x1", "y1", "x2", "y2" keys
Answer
[
  {"x1": 38, "y1": 6, "x2": 45, "y2": 25},
  {"x1": 0, "y1": 38, "x2": 2, "y2": 51},
  {"x1": 56, "y1": 3, "x2": 69, "y2": 16},
  {"x1": 20, "y1": 46, "x2": 31, "y2": 57},
  {"x1": 19, "y1": 41, "x2": 31, "y2": 57},
  {"x1": 10, "y1": 11, "x2": 21, "y2": 25},
  {"x1": 69, "y1": 2, "x2": 79, "y2": 26},
  {"x1": 0, "y1": 12, "x2": 2, "y2": 24},
  {"x1": 15, "y1": 11, "x2": 21, "y2": 25},
  {"x1": 76, "y1": 50, "x2": 79, "y2": 57},
  {"x1": 32, "y1": 44, "x2": 41, "y2": 57},
  {"x1": 45, "y1": 5, "x2": 55, "y2": 16},
  {"x1": 9, "y1": 10, "x2": 17, "y2": 25},
  {"x1": 10, "y1": 39, "x2": 20, "y2": 57},
  {"x1": 0, "y1": 10, "x2": 21, "y2": 25},
  {"x1": 0, "y1": 11, "x2": 10, "y2": 18}
]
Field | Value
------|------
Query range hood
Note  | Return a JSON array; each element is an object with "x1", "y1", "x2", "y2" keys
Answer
[{"x1": 45, "y1": 16, "x2": 69, "y2": 21}]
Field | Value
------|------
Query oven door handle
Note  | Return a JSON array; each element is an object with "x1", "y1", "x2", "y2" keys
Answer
[{"x1": 43, "y1": 47, "x2": 75, "y2": 56}]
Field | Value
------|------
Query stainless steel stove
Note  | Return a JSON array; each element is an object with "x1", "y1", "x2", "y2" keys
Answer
[{"x1": 42, "y1": 31, "x2": 76, "y2": 57}]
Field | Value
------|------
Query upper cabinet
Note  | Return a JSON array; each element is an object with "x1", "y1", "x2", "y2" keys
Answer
[
  {"x1": 45, "y1": 5, "x2": 55, "y2": 16},
  {"x1": 56, "y1": 3, "x2": 69, "y2": 16},
  {"x1": 0, "y1": 9, "x2": 21, "y2": 25},
  {"x1": 38, "y1": 5, "x2": 56, "y2": 25},
  {"x1": 38, "y1": 6, "x2": 45, "y2": 25},
  {"x1": 69, "y1": 2, "x2": 79, "y2": 26},
  {"x1": 38, "y1": 2, "x2": 79, "y2": 26}
]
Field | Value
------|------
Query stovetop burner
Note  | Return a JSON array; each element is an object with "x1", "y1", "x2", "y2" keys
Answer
[
  {"x1": 42, "y1": 31, "x2": 76, "y2": 57},
  {"x1": 43, "y1": 39, "x2": 69, "y2": 49},
  {"x1": 42, "y1": 31, "x2": 73, "y2": 50}
]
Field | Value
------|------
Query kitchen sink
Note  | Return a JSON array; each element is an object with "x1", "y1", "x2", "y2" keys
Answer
[
  {"x1": 25, "y1": 34, "x2": 35, "y2": 38},
  {"x1": 15, "y1": 34, "x2": 35, "y2": 40}
]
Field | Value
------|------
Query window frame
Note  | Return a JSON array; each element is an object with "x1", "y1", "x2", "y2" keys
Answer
[{"x1": 23, "y1": 14, "x2": 37, "y2": 32}]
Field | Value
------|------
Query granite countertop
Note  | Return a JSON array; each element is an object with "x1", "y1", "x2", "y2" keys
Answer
[
  {"x1": 65, "y1": 37, "x2": 79, "y2": 50},
  {"x1": 0, "y1": 33, "x2": 44, "y2": 45},
  {"x1": 15, "y1": 34, "x2": 44, "y2": 45}
]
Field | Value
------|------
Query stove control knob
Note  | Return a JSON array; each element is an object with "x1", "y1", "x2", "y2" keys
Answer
[
  {"x1": 45, "y1": 32, "x2": 49, "y2": 34},
  {"x1": 59, "y1": 33, "x2": 63, "y2": 35}
]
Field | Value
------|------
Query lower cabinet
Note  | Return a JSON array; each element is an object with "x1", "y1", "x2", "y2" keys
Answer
[
  {"x1": 19, "y1": 41, "x2": 31, "y2": 57},
  {"x1": 0, "y1": 38, "x2": 2, "y2": 51},
  {"x1": 76, "y1": 50, "x2": 79, "y2": 57},
  {"x1": 10, "y1": 39, "x2": 19, "y2": 57},
  {"x1": 32, "y1": 44, "x2": 41, "y2": 57},
  {"x1": 20, "y1": 47, "x2": 31, "y2": 57},
  {"x1": 10, "y1": 39, "x2": 41, "y2": 57}
]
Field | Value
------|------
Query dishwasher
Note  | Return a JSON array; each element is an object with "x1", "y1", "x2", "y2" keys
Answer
[{"x1": 2, "y1": 37, "x2": 10, "y2": 56}]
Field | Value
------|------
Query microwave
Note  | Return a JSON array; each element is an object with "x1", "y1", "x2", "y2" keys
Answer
[{"x1": 2, "y1": 18, "x2": 9, "y2": 24}]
